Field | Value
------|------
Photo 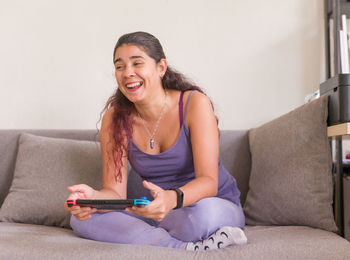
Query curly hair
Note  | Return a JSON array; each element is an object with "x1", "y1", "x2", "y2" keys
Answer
[{"x1": 96, "y1": 31, "x2": 216, "y2": 182}]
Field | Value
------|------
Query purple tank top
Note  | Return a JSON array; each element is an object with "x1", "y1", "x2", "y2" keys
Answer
[{"x1": 128, "y1": 91, "x2": 241, "y2": 206}]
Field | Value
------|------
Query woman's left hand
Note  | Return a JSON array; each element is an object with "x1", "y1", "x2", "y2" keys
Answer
[{"x1": 125, "y1": 180, "x2": 177, "y2": 221}]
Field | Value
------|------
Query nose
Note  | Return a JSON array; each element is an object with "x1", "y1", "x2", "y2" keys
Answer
[{"x1": 123, "y1": 64, "x2": 135, "y2": 78}]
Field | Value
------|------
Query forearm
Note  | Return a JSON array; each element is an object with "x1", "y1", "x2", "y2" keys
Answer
[{"x1": 178, "y1": 176, "x2": 218, "y2": 208}]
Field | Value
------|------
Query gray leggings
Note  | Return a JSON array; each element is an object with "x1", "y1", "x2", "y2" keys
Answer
[{"x1": 70, "y1": 197, "x2": 245, "y2": 249}]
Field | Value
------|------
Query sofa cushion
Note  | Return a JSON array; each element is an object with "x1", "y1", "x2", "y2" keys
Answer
[
  {"x1": 219, "y1": 130, "x2": 251, "y2": 206},
  {"x1": 244, "y1": 95, "x2": 337, "y2": 232},
  {"x1": 0, "y1": 222, "x2": 349, "y2": 259},
  {"x1": 0, "y1": 133, "x2": 102, "y2": 228}
]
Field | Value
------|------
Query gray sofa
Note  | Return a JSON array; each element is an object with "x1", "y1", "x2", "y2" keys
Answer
[{"x1": 1, "y1": 97, "x2": 350, "y2": 259}]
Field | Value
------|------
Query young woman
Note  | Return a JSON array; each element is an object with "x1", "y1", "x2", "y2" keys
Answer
[{"x1": 64, "y1": 31, "x2": 247, "y2": 251}]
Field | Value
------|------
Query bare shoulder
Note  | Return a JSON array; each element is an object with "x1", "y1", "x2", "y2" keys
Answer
[
  {"x1": 188, "y1": 91, "x2": 211, "y2": 105},
  {"x1": 185, "y1": 91, "x2": 215, "y2": 127},
  {"x1": 186, "y1": 91, "x2": 213, "y2": 114}
]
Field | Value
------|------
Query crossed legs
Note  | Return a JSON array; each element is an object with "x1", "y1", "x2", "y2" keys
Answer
[{"x1": 70, "y1": 197, "x2": 245, "y2": 249}]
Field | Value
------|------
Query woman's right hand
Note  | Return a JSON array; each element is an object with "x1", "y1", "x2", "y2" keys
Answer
[{"x1": 64, "y1": 184, "x2": 97, "y2": 221}]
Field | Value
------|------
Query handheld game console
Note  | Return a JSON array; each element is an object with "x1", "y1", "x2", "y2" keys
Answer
[{"x1": 66, "y1": 197, "x2": 151, "y2": 210}]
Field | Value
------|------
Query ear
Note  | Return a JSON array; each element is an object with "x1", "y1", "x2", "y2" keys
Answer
[{"x1": 157, "y1": 58, "x2": 167, "y2": 77}]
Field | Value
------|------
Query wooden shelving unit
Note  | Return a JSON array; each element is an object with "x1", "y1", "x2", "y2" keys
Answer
[{"x1": 323, "y1": 0, "x2": 350, "y2": 238}]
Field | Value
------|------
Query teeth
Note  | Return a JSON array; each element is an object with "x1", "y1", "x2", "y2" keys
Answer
[{"x1": 126, "y1": 82, "x2": 141, "y2": 88}]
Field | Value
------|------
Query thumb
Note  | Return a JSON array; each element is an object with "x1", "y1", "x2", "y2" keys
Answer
[
  {"x1": 142, "y1": 181, "x2": 163, "y2": 196},
  {"x1": 67, "y1": 184, "x2": 88, "y2": 194}
]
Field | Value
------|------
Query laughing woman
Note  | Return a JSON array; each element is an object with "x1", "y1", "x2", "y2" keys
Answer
[{"x1": 64, "y1": 31, "x2": 247, "y2": 251}]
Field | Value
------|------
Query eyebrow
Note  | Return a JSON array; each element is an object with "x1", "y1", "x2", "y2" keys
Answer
[{"x1": 114, "y1": 56, "x2": 145, "y2": 64}]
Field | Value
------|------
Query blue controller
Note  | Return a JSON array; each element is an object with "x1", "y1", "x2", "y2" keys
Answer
[{"x1": 133, "y1": 197, "x2": 151, "y2": 208}]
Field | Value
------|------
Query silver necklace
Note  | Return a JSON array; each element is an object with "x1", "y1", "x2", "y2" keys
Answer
[{"x1": 137, "y1": 92, "x2": 167, "y2": 149}]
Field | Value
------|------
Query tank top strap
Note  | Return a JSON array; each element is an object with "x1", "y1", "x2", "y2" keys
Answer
[
  {"x1": 183, "y1": 90, "x2": 198, "y2": 123},
  {"x1": 179, "y1": 91, "x2": 184, "y2": 127}
]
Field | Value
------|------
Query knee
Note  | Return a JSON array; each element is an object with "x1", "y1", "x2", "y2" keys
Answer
[
  {"x1": 160, "y1": 198, "x2": 230, "y2": 241},
  {"x1": 192, "y1": 198, "x2": 227, "y2": 226},
  {"x1": 69, "y1": 214, "x2": 90, "y2": 236},
  {"x1": 190, "y1": 197, "x2": 245, "y2": 233},
  {"x1": 200, "y1": 198, "x2": 245, "y2": 228},
  {"x1": 69, "y1": 212, "x2": 103, "y2": 239},
  {"x1": 161, "y1": 198, "x2": 245, "y2": 242}
]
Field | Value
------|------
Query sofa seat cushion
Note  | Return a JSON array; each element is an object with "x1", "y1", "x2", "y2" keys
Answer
[
  {"x1": 1, "y1": 223, "x2": 349, "y2": 260},
  {"x1": 0, "y1": 222, "x2": 194, "y2": 259}
]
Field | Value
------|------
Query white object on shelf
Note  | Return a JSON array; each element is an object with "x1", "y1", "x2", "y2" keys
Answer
[
  {"x1": 304, "y1": 89, "x2": 320, "y2": 103},
  {"x1": 340, "y1": 30, "x2": 349, "y2": 73},
  {"x1": 341, "y1": 15, "x2": 350, "y2": 73}
]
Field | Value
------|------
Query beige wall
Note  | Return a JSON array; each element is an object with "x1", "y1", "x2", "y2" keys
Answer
[{"x1": 0, "y1": 0, "x2": 325, "y2": 130}]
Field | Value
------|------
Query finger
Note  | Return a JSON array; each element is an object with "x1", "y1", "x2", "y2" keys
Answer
[
  {"x1": 75, "y1": 207, "x2": 96, "y2": 218},
  {"x1": 80, "y1": 207, "x2": 96, "y2": 214},
  {"x1": 142, "y1": 180, "x2": 162, "y2": 191},
  {"x1": 77, "y1": 211, "x2": 89, "y2": 219},
  {"x1": 77, "y1": 210, "x2": 92, "y2": 219},
  {"x1": 65, "y1": 202, "x2": 79, "y2": 211},
  {"x1": 78, "y1": 214, "x2": 92, "y2": 221},
  {"x1": 150, "y1": 190, "x2": 159, "y2": 198},
  {"x1": 67, "y1": 185, "x2": 81, "y2": 192},
  {"x1": 70, "y1": 205, "x2": 80, "y2": 211},
  {"x1": 126, "y1": 206, "x2": 142, "y2": 215},
  {"x1": 135, "y1": 200, "x2": 169, "y2": 221},
  {"x1": 71, "y1": 208, "x2": 83, "y2": 215},
  {"x1": 67, "y1": 192, "x2": 79, "y2": 200},
  {"x1": 130, "y1": 209, "x2": 159, "y2": 221},
  {"x1": 67, "y1": 184, "x2": 88, "y2": 194},
  {"x1": 126, "y1": 203, "x2": 157, "y2": 219},
  {"x1": 143, "y1": 181, "x2": 163, "y2": 198},
  {"x1": 70, "y1": 205, "x2": 91, "y2": 213},
  {"x1": 69, "y1": 192, "x2": 85, "y2": 200}
]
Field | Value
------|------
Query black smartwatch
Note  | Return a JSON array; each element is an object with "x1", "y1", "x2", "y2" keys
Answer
[{"x1": 169, "y1": 188, "x2": 184, "y2": 209}]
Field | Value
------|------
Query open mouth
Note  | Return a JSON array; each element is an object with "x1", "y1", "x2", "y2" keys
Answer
[{"x1": 125, "y1": 81, "x2": 143, "y2": 92}]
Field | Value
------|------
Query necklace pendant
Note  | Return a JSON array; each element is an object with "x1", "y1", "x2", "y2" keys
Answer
[{"x1": 150, "y1": 138, "x2": 154, "y2": 149}]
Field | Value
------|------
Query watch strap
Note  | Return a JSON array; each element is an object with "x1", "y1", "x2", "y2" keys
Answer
[{"x1": 169, "y1": 188, "x2": 184, "y2": 209}]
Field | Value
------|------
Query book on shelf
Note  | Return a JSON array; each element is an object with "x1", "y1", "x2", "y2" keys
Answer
[
  {"x1": 306, "y1": 14, "x2": 350, "y2": 103},
  {"x1": 341, "y1": 14, "x2": 349, "y2": 73},
  {"x1": 329, "y1": 14, "x2": 350, "y2": 76}
]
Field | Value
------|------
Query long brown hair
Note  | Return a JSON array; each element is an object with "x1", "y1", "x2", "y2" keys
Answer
[{"x1": 96, "y1": 31, "x2": 216, "y2": 182}]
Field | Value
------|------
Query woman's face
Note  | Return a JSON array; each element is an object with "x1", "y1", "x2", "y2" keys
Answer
[{"x1": 114, "y1": 44, "x2": 166, "y2": 103}]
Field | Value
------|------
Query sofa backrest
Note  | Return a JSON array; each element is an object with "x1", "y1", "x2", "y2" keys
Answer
[
  {"x1": 0, "y1": 129, "x2": 251, "y2": 208},
  {"x1": 219, "y1": 130, "x2": 251, "y2": 205}
]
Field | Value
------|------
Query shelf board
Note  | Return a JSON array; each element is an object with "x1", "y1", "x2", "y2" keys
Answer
[{"x1": 328, "y1": 122, "x2": 350, "y2": 136}]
